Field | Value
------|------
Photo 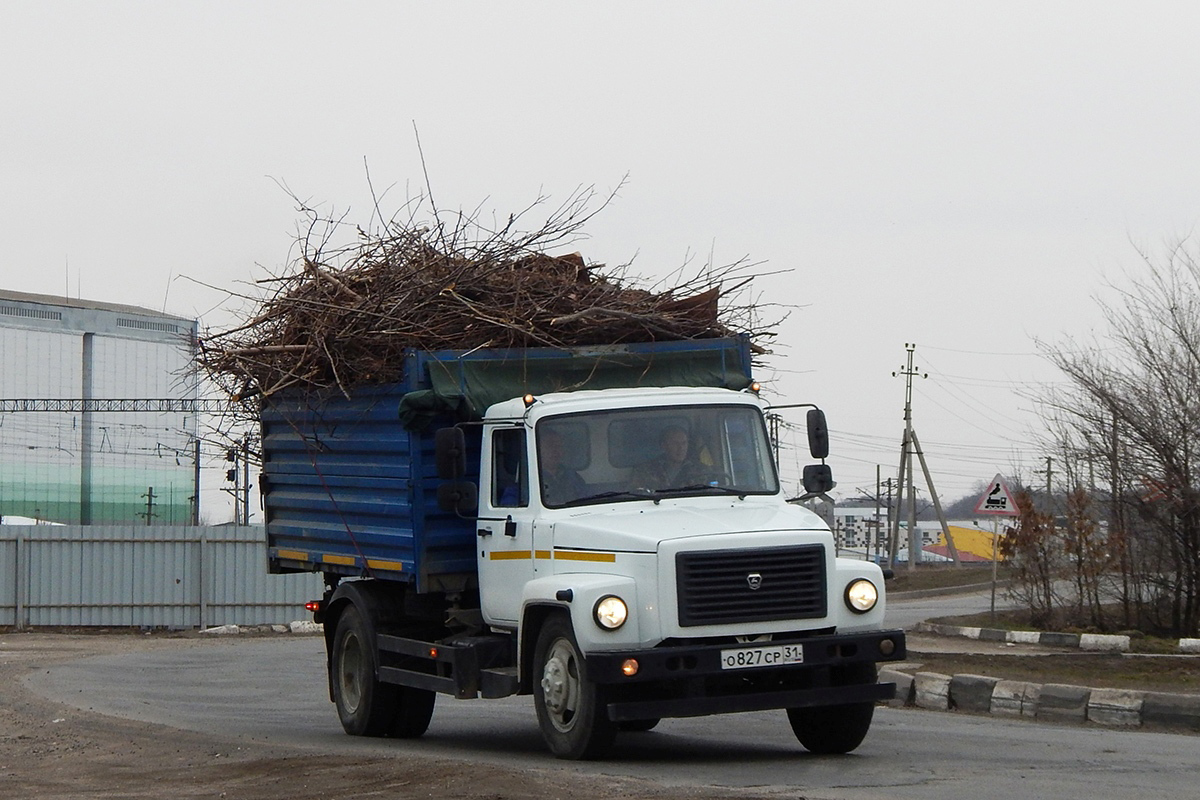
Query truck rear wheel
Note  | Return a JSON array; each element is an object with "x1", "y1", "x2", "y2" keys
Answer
[
  {"x1": 786, "y1": 663, "x2": 877, "y2": 754},
  {"x1": 533, "y1": 615, "x2": 616, "y2": 759},
  {"x1": 389, "y1": 685, "x2": 436, "y2": 738},
  {"x1": 332, "y1": 605, "x2": 435, "y2": 738}
]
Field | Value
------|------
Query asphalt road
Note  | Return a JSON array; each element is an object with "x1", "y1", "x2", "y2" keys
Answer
[
  {"x1": 25, "y1": 630, "x2": 1199, "y2": 800},
  {"x1": 885, "y1": 584, "x2": 1016, "y2": 630}
]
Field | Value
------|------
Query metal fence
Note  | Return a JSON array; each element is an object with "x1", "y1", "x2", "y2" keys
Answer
[{"x1": 0, "y1": 525, "x2": 323, "y2": 629}]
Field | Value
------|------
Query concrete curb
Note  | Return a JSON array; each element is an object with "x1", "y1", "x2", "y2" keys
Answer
[
  {"x1": 915, "y1": 621, "x2": 1178, "y2": 653},
  {"x1": 199, "y1": 620, "x2": 323, "y2": 636},
  {"x1": 879, "y1": 667, "x2": 1200, "y2": 733}
]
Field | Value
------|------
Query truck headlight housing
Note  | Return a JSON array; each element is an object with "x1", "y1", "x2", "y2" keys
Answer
[
  {"x1": 844, "y1": 579, "x2": 878, "y2": 614},
  {"x1": 593, "y1": 595, "x2": 628, "y2": 630}
]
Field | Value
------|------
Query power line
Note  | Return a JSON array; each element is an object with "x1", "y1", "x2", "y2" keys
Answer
[
  {"x1": 918, "y1": 352, "x2": 1038, "y2": 432},
  {"x1": 919, "y1": 344, "x2": 1043, "y2": 357},
  {"x1": 913, "y1": 386, "x2": 1029, "y2": 440},
  {"x1": 832, "y1": 429, "x2": 1038, "y2": 453},
  {"x1": 0, "y1": 398, "x2": 234, "y2": 413}
]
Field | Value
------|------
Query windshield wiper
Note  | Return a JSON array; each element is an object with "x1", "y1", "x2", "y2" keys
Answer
[
  {"x1": 656, "y1": 484, "x2": 750, "y2": 499},
  {"x1": 562, "y1": 488, "x2": 657, "y2": 506}
]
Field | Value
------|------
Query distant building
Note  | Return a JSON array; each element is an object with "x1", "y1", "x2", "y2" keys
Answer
[
  {"x1": 832, "y1": 507, "x2": 890, "y2": 551},
  {"x1": 828, "y1": 509, "x2": 1007, "y2": 563},
  {"x1": 0, "y1": 289, "x2": 198, "y2": 524}
]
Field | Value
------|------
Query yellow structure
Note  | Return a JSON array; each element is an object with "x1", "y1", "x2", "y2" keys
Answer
[{"x1": 932, "y1": 525, "x2": 1003, "y2": 562}]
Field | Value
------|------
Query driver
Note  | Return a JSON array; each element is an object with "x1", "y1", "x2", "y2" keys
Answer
[
  {"x1": 539, "y1": 428, "x2": 587, "y2": 505},
  {"x1": 636, "y1": 426, "x2": 712, "y2": 489}
]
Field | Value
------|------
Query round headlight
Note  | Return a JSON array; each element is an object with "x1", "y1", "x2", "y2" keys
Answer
[
  {"x1": 845, "y1": 579, "x2": 878, "y2": 614},
  {"x1": 594, "y1": 595, "x2": 628, "y2": 630}
]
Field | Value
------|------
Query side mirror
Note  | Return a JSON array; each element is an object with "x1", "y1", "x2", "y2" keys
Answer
[
  {"x1": 437, "y1": 481, "x2": 478, "y2": 516},
  {"x1": 806, "y1": 409, "x2": 829, "y2": 460},
  {"x1": 802, "y1": 464, "x2": 835, "y2": 494},
  {"x1": 435, "y1": 427, "x2": 466, "y2": 479}
]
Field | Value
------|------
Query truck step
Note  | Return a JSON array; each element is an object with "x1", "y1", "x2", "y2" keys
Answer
[{"x1": 480, "y1": 667, "x2": 520, "y2": 698}]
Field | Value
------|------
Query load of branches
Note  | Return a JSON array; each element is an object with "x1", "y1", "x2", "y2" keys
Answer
[{"x1": 199, "y1": 186, "x2": 776, "y2": 401}]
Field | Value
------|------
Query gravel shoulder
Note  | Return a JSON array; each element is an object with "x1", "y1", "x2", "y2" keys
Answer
[
  {"x1": 0, "y1": 631, "x2": 763, "y2": 800},
  {"x1": 5, "y1": 628, "x2": 1195, "y2": 798}
]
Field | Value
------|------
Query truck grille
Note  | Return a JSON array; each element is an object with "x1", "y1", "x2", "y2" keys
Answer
[{"x1": 676, "y1": 544, "x2": 826, "y2": 627}]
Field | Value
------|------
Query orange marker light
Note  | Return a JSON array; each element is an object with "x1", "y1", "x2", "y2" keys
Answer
[{"x1": 621, "y1": 659, "x2": 639, "y2": 677}]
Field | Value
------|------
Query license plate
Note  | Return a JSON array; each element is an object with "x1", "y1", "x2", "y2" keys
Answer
[{"x1": 719, "y1": 643, "x2": 804, "y2": 670}]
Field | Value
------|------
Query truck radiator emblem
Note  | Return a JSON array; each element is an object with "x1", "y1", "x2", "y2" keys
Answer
[{"x1": 747, "y1": 573, "x2": 763, "y2": 590}]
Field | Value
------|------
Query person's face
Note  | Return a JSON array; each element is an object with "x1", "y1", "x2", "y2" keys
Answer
[{"x1": 662, "y1": 429, "x2": 689, "y2": 463}]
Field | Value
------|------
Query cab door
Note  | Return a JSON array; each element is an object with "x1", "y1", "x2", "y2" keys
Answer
[{"x1": 476, "y1": 426, "x2": 537, "y2": 626}]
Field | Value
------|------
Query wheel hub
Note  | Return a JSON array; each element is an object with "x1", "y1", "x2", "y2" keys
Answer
[
  {"x1": 541, "y1": 654, "x2": 569, "y2": 714},
  {"x1": 339, "y1": 633, "x2": 363, "y2": 712},
  {"x1": 540, "y1": 640, "x2": 579, "y2": 730}
]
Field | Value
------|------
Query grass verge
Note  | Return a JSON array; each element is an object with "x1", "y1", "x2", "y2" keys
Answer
[{"x1": 894, "y1": 650, "x2": 1200, "y2": 695}]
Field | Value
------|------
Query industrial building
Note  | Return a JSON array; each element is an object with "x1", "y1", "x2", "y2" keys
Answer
[{"x1": 0, "y1": 289, "x2": 199, "y2": 524}]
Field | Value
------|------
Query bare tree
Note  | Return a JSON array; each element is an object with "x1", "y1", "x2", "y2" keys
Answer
[
  {"x1": 1034, "y1": 240, "x2": 1200, "y2": 637},
  {"x1": 1000, "y1": 488, "x2": 1061, "y2": 628}
]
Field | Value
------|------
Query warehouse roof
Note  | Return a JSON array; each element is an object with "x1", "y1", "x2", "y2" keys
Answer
[{"x1": 0, "y1": 288, "x2": 194, "y2": 325}]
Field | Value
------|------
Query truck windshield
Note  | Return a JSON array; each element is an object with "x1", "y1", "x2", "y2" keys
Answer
[{"x1": 535, "y1": 404, "x2": 778, "y2": 508}]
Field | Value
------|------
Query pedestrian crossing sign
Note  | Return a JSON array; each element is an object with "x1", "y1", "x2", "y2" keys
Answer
[{"x1": 974, "y1": 474, "x2": 1019, "y2": 516}]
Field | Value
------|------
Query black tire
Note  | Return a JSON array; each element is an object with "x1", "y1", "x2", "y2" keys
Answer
[
  {"x1": 332, "y1": 605, "x2": 394, "y2": 736},
  {"x1": 618, "y1": 718, "x2": 660, "y2": 732},
  {"x1": 533, "y1": 615, "x2": 616, "y2": 759},
  {"x1": 786, "y1": 663, "x2": 877, "y2": 755},
  {"x1": 389, "y1": 685, "x2": 436, "y2": 738},
  {"x1": 332, "y1": 605, "x2": 437, "y2": 738}
]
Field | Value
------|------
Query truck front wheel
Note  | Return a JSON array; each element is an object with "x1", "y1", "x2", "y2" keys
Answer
[
  {"x1": 533, "y1": 615, "x2": 616, "y2": 759},
  {"x1": 332, "y1": 605, "x2": 435, "y2": 738},
  {"x1": 786, "y1": 663, "x2": 877, "y2": 755}
]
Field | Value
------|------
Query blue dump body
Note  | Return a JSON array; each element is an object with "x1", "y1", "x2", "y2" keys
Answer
[
  {"x1": 261, "y1": 382, "x2": 483, "y2": 593},
  {"x1": 260, "y1": 337, "x2": 754, "y2": 593}
]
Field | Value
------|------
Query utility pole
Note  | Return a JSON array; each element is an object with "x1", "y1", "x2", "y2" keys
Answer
[
  {"x1": 1036, "y1": 455, "x2": 1054, "y2": 536},
  {"x1": 874, "y1": 465, "x2": 881, "y2": 564},
  {"x1": 224, "y1": 445, "x2": 241, "y2": 525},
  {"x1": 881, "y1": 476, "x2": 896, "y2": 568},
  {"x1": 241, "y1": 435, "x2": 251, "y2": 526},
  {"x1": 191, "y1": 437, "x2": 201, "y2": 526},
  {"x1": 1032, "y1": 455, "x2": 1051, "y2": 513},
  {"x1": 141, "y1": 486, "x2": 157, "y2": 525},
  {"x1": 890, "y1": 343, "x2": 961, "y2": 570},
  {"x1": 767, "y1": 412, "x2": 782, "y2": 460}
]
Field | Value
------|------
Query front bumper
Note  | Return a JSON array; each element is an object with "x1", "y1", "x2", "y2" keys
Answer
[{"x1": 585, "y1": 628, "x2": 906, "y2": 722}]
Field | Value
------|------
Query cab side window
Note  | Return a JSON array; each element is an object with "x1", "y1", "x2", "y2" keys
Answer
[{"x1": 491, "y1": 428, "x2": 528, "y2": 508}]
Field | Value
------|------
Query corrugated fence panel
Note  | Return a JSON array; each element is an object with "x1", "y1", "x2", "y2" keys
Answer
[
  {"x1": 0, "y1": 535, "x2": 16, "y2": 626},
  {"x1": 203, "y1": 526, "x2": 315, "y2": 626},
  {"x1": 0, "y1": 525, "x2": 323, "y2": 628}
]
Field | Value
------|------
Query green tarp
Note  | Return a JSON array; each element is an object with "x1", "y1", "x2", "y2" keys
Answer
[{"x1": 399, "y1": 338, "x2": 754, "y2": 429}]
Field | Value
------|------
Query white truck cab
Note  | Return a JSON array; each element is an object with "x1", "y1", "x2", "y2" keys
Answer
[{"x1": 465, "y1": 386, "x2": 901, "y2": 757}]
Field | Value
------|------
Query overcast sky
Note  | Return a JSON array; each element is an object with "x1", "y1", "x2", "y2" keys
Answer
[{"x1": 4, "y1": 1, "x2": 1200, "y2": 514}]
